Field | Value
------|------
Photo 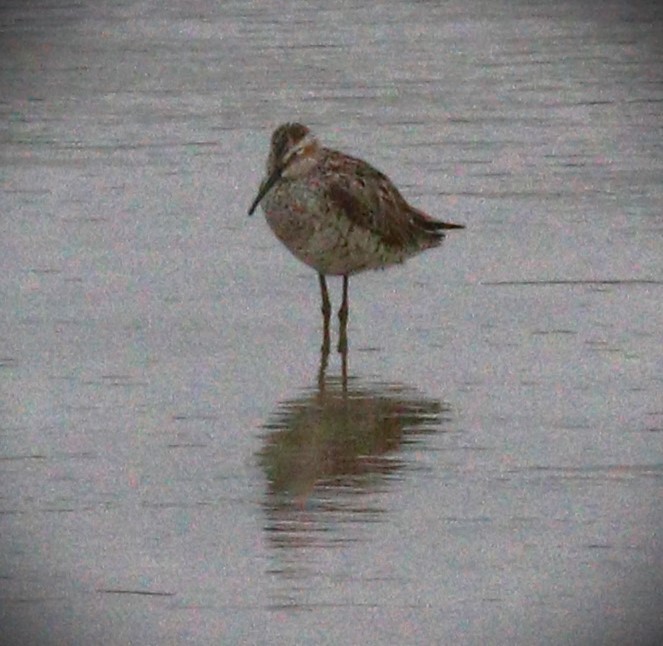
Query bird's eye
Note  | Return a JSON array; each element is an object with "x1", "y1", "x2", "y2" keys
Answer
[{"x1": 284, "y1": 146, "x2": 303, "y2": 164}]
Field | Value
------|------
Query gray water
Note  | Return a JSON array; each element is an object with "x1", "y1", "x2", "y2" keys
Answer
[{"x1": 2, "y1": 0, "x2": 662, "y2": 644}]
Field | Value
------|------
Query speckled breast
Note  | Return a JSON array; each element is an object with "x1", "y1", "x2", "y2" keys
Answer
[{"x1": 260, "y1": 179, "x2": 407, "y2": 276}]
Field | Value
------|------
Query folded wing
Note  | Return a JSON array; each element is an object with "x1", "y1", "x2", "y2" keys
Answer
[{"x1": 322, "y1": 149, "x2": 463, "y2": 250}]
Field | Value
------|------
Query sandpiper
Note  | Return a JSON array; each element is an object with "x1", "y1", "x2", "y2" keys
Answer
[{"x1": 248, "y1": 122, "x2": 464, "y2": 352}]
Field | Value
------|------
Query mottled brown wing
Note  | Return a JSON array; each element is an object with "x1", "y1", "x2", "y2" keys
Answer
[{"x1": 322, "y1": 149, "x2": 425, "y2": 249}]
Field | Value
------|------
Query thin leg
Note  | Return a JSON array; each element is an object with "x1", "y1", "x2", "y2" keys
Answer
[
  {"x1": 318, "y1": 273, "x2": 331, "y2": 355},
  {"x1": 317, "y1": 341, "x2": 329, "y2": 392},
  {"x1": 338, "y1": 275, "x2": 349, "y2": 326},
  {"x1": 319, "y1": 273, "x2": 331, "y2": 319},
  {"x1": 337, "y1": 275, "x2": 349, "y2": 354}
]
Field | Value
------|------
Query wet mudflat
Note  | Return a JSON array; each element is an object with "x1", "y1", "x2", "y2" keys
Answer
[{"x1": 1, "y1": 0, "x2": 662, "y2": 643}]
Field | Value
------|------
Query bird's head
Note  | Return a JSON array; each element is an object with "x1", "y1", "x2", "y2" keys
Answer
[{"x1": 248, "y1": 123, "x2": 320, "y2": 215}]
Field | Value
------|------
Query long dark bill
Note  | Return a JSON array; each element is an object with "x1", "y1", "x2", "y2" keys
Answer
[{"x1": 248, "y1": 167, "x2": 282, "y2": 216}]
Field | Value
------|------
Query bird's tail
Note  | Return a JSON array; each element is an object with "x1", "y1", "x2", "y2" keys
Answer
[
  {"x1": 431, "y1": 220, "x2": 465, "y2": 230},
  {"x1": 412, "y1": 208, "x2": 465, "y2": 241}
]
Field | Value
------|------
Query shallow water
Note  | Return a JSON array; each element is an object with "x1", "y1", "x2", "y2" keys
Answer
[{"x1": 2, "y1": 0, "x2": 662, "y2": 643}]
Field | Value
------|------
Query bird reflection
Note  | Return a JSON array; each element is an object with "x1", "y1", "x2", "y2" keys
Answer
[{"x1": 257, "y1": 346, "x2": 451, "y2": 551}]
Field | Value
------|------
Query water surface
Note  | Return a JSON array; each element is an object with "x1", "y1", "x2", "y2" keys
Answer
[{"x1": 1, "y1": 0, "x2": 662, "y2": 643}]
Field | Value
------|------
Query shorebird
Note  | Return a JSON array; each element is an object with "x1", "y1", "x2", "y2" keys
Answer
[{"x1": 248, "y1": 122, "x2": 464, "y2": 353}]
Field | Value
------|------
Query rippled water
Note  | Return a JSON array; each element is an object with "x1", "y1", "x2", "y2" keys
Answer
[{"x1": 2, "y1": 0, "x2": 662, "y2": 643}]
